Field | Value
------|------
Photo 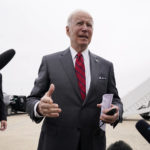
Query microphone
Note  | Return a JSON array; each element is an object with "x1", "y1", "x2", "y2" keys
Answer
[
  {"x1": 135, "y1": 119, "x2": 150, "y2": 143},
  {"x1": 0, "y1": 49, "x2": 16, "y2": 70}
]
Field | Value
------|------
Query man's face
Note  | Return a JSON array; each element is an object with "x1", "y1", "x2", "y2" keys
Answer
[{"x1": 66, "y1": 12, "x2": 93, "y2": 52}]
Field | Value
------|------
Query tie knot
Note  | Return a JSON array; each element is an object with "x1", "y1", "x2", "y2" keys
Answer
[{"x1": 76, "y1": 53, "x2": 82, "y2": 59}]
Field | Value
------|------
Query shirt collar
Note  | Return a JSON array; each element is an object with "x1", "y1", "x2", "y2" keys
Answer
[{"x1": 70, "y1": 46, "x2": 89, "y2": 60}]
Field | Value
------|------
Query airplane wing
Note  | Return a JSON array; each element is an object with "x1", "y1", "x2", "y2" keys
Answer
[{"x1": 122, "y1": 78, "x2": 150, "y2": 117}]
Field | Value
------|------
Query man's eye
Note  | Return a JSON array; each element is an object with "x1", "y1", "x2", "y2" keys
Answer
[
  {"x1": 87, "y1": 23, "x2": 92, "y2": 27},
  {"x1": 77, "y1": 22, "x2": 83, "y2": 25}
]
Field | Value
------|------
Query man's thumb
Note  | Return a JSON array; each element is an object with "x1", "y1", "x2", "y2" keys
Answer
[{"x1": 46, "y1": 84, "x2": 55, "y2": 97}]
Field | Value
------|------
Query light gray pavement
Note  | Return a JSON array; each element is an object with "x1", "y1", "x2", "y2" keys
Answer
[{"x1": 0, "y1": 114, "x2": 149, "y2": 150}]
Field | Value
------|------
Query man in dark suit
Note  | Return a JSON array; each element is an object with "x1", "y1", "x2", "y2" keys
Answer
[
  {"x1": 0, "y1": 73, "x2": 7, "y2": 131},
  {"x1": 26, "y1": 10, "x2": 123, "y2": 150}
]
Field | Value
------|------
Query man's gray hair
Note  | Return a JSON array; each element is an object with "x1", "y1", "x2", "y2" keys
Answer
[{"x1": 67, "y1": 9, "x2": 93, "y2": 26}]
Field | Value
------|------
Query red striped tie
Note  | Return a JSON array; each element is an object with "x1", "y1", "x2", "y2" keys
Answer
[{"x1": 75, "y1": 53, "x2": 86, "y2": 100}]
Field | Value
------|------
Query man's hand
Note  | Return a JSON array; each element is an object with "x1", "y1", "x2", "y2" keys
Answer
[
  {"x1": 97, "y1": 103, "x2": 119, "y2": 124},
  {"x1": 37, "y1": 84, "x2": 62, "y2": 117},
  {"x1": 0, "y1": 120, "x2": 7, "y2": 131}
]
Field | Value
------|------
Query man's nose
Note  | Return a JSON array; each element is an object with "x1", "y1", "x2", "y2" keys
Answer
[{"x1": 81, "y1": 24, "x2": 88, "y2": 32}]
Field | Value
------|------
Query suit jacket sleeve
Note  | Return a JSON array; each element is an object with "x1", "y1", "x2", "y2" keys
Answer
[
  {"x1": 26, "y1": 56, "x2": 50, "y2": 123},
  {"x1": 0, "y1": 73, "x2": 7, "y2": 121},
  {"x1": 107, "y1": 63, "x2": 123, "y2": 127}
]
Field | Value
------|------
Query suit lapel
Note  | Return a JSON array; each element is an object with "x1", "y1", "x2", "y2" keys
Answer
[
  {"x1": 83, "y1": 51, "x2": 101, "y2": 106},
  {"x1": 59, "y1": 48, "x2": 82, "y2": 101}
]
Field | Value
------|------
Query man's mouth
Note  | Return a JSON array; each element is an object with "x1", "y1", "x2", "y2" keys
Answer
[{"x1": 78, "y1": 35, "x2": 88, "y2": 39}]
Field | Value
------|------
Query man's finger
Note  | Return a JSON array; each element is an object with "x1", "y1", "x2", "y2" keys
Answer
[
  {"x1": 41, "y1": 97, "x2": 53, "y2": 104},
  {"x1": 40, "y1": 103, "x2": 59, "y2": 110},
  {"x1": 97, "y1": 103, "x2": 102, "y2": 108},
  {"x1": 45, "y1": 113, "x2": 60, "y2": 118},
  {"x1": 42, "y1": 108, "x2": 61, "y2": 114},
  {"x1": 46, "y1": 84, "x2": 55, "y2": 97}
]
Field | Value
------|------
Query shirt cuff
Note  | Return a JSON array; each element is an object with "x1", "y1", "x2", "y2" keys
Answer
[{"x1": 34, "y1": 101, "x2": 43, "y2": 118}]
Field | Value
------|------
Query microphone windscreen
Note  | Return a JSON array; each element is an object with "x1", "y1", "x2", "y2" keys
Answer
[
  {"x1": 135, "y1": 119, "x2": 150, "y2": 143},
  {"x1": 0, "y1": 49, "x2": 16, "y2": 70}
]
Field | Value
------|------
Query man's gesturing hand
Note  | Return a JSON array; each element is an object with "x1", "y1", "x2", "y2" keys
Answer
[{"x1": 37, "y1": 84, "x2": 62, "y2": 117}]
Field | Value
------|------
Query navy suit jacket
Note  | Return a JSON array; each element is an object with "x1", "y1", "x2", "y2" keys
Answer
[{"x1": 26, "y1": 48, "x2": 123, "y2": 150}]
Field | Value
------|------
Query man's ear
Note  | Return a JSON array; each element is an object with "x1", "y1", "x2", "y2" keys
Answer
[{"x1": 66, "y1": 26, "x2": 70, "y2": 37}]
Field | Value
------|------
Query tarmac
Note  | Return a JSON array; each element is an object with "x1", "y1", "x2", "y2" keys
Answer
[{"x1": 0, "y1": 114, "x2": 150, "y2": 150}]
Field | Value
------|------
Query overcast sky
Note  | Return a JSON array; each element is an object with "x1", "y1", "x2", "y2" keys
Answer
[{"x1": 0, "y1": 0, "x2": 150, "y2": 98}]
